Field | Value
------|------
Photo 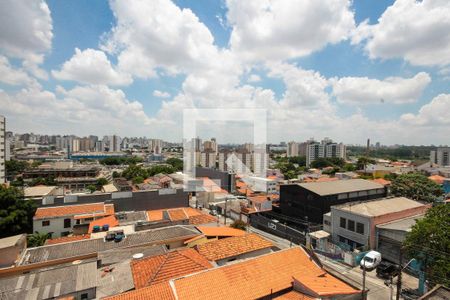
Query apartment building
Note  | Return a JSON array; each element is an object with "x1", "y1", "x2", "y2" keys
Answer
[
  {"x1": 0, "y1": 115, "x2": 5, "y2": 184},
  {"x1": 200, "y1": 149, "x2": 216, "y2": 168},
  {"x1": 287, "y1": 141, "x2": 299, "y2": 157},
  {"x1": 218, "y1": 150, "x2": 232, "y2": 172},
  {"x1": 306, "y1": 138, "x2": 346, "y2": 167},
  {"x1": 430, "y1": 147, "x2": 450, "y2": 167}
]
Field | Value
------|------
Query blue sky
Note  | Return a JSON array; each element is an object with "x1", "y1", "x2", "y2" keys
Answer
[{"x1": 0, "y1": 0, "x2": 449, "y2": 144}]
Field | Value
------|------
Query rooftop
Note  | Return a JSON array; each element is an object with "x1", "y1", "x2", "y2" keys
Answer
[
  {"x1": 334, "y1": 197, "x2": 427, "y2": 217},
  {"x1": 0, "y1": 261, "x2": 97, "y2": 299},
  {"x1": 24, "y1": 185, "x2": 57, "y2": 198},
  {"x1": 98, "y1": 244, "x2": 167, "y2": 266},
  {"x1": 196, "y1": 226, "x2": 246, "y2": 237},
  {"x1": 174, "y1": 247, "x2": 359, "y2": 300},
  {"x1": 34, "y1": 202, "x2": 114, "y2": 220},
  {"x1": 45, "y1": 234, "x2": 90, "y2": 246},
  {"x1": 376, "y1": 214, "x2": 425, "y2": 232},
  {"x1": 0, "y1": 234, "x2": 25, "y2": 249},
  {"x1": 131, "y1": 248, "x2": 212, "y2": 289},
  {"x1": 19, "y1": 225, "x2": 200, "y2": 265},
  {"x1": 195, "y1": 233, "x2": 273, "y2": 261},
  {"x1": 104, "y1": 282, "x2": 175, "y2": 300},
  {"x1": 88, "y1": 215, "x2": 119, "y2": 233},
  {"x1": 297, "y1": 179, "x2": 384, "y2": 196}
]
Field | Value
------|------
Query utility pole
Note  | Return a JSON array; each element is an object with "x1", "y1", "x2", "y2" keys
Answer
[{"x1": 396, "y1": 249, "x2": 403, "y2": 300}]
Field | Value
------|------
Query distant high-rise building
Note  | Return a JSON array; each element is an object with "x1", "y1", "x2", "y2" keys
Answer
[
  {"x1": 192, "y1": 137, "x2": 202, "y2": 152},
  {"x1": 201, "y1": 149, "x2": 216, "y2": 168},
  {"x1": 430, "y1": 148, "x2": 450, "y2": 167},
  {"x1": 306, "y1": 138, "x2": 346, "y2": 167},
  {"x1": 218, "y1": 150, "x2": 232, "y2": 172},
  {"x1": 72, "y1": 138, "x2": 80, "y2": 152},
  {"x1": 149, "y1": 139, "x2": 163, "y2": 154},
  {"x1": 0, "y1": 115, "x2": 5, "y2": 183},
  {"x1": 243, "y1": 143, "x2": 254, "y2": 153},
  {"x1": 287, "y1": 141, "x2": 299, "y2": 157}
]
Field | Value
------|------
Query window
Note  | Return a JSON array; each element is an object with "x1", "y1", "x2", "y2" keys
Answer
[
  {"x1": 356, "y1": 222, "x2": 364, "y2": 234},
  {"x1": 64, "y1": 218, "x2": 71, "y2": 228},
  {"x1": 340, "y1": 217, "x2": 346, "y2": 228},
  {"x1": 42, "y1": 220, "x2": 50, "y2": 227},
  {"x1": 324, "y1": 220, "x2": 331, "y2": 226},
  {"x1": 347, "y1": 220, "x2": 355, "y2": 231},
  {"x1": 81, "y1": 293, "x2": 88, "y2": 300}
]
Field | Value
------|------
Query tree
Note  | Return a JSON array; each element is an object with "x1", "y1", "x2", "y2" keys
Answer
[
  {"x1": 230, "y1": 220, "x2": 247, "y2": 231},
  {"x1": 5, "y1": 160, "x2": 29, "y2": 176},
  {"x1": 112, "y1": 171, "x2": 120, "y2": 178},
  {"x1": 86, "y1": 185, "x2": 97, "y2": 193},
  {"x1": 96, "y1": 177, "x2": 109, "y2": 188},
  {"x1": 403, "y1": 204, "x2": 450, "y2": 287},
  {"x1": 343, "y1": 163, "x2": 356, "y2": 172},
  {"x1": 357, "y1": 157, "x2": 376, "y2": 171},
  {"x1": 0, "y1": 186, "x2": 37, "y2": 238},
  {"x1": 310, "y1": 158, "x2": 333, "y2": 169},
  {"x1": 122, "y1": 165, "x2": 148, "y2": 180},
  {"x1": 27, "y1": 232, "x2": 49, "y2": 247},
  {"x1": 391, "y1": 173, "x2": 443, "y2": 202},
  {"x1": 166, "y1": 157, "x2": 183, "y2": 171},
  {"x1": 132, "y1": 176, "x2": 144, "y2": 184}
]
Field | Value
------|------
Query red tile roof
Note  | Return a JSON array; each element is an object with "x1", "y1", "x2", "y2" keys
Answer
[
  {"x1": 174, "y1": 247, "x2": 359, "y2": 300},
  {"x1": 189, "y1": 213, "x2": 217, "y2": 225},
  {"x1": 167, "y1": 208, "x2": 189, "y2": 221},
  {"x1": 146, "y1": 207, "x2": 215, "y2": 224},
  {"x1": 196, "y1": 226, "x2": 246, "y2": 237},
  {"x1": 195, "y1": 233, "x2": 273, "y2": 261},
  {"x1": 88, "y1": 215, "x2": 119, "y2": 233},
  {"x1": 34, "y1": 203, "x2": 114, "y2": 220},
  {"x1": 131, "y1": 248, "x2": 212, "y2": 289},
  {"x1": 103, "y1": 282, "x2": 175, "y2": 300},
  {"x1": 45, "y1": 234, "x2": 90, "y2": 245},
  {"x1": 428, "y1": 175, "x2": 446, "y2": 184},
  {"x1": 273, "y1": 290, "x2": 316, "y2": 300},
  {"x1": 371, "y1": 178, "x2": 392, "y2": 186}
]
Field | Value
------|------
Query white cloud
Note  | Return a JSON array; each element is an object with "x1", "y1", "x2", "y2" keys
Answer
[
  {"x1": 52, "y1": 48, "x2": 132, "y2": 86},
  {"x1": 102, "y1": 0, "x2": 227, "y2": 79},
  {"x1": 401, "y1": 94, "x2": 450, "y2": 126},
  {"x1": 330, "y1": 72, "x2": 431, "y2": 104},
  {"x1": 353, "y1": 0, "x2": 450, "y2": 66},
  {"x1": 248, "y1": 74, "x2": 261, "y2": 83},
  {"x1": 153, "y1": 90, "x2": 171, "y2": 98},
  {"x1": 0, "y1": 85, "x2": 156, "y2": 136},
  {"x1": 0, "y1": 56, "x2": 40, "y2": 87},
  {"x1": 226, "y1": 0, "x2": 355, "y2": 62},
  {"x1": 0, "y1": 0, "x2": 53, "y2": 63}
]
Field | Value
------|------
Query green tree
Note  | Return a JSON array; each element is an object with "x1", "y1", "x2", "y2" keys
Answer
[
  {"x1": 27, "y1": 232, "x2": 49, "y2": 247},
  {"x1": 403, "y1": 204, "x2": 450, "y2": 287},
  {"x1": 122, "y1": 165, "x2": 149, "y2": 180},
  {"x1": 86, "y1": 185, "x2": 97, "y2": 193},
  {"x1": 166, "y1": 157, "x2": 183, "y2": 171},
  {"x1": 343, "y1": 163, "x2": 356, "y2": 172},
  {"x1": 356, "y1": 157, "x2": 376, "y2": 171},
  {"x1": 5, "y1": 160, "x2": 29, "y2": 175},
  {"x1": 31, "y1": 161, "x2": 42, "y2": 168},
  {"x1": 112, "y1": 171, "x2": 120, "y2": 178},
  {"x1": 132, "y1": 176, "x2": 144, "y2": 184},
  {"x1": 230, "y1": 220, "x2": 247, "y2": 231},
  {"x1": 147, "y1": 165, "x2": 175, "y2": 177},
  {"x1": 0, "y1": 186, "x2": 37, "y2": 237},
  {"x1": 310, "y1": 158, "x2": 333, "y2": 168},
  {"x1": 96, "y1": 177, "x2": 109, "y2": 188},
  {"x1": 391, "y1": 173, "x2": 443, "y2": 203},
  {"x1": 288, "y1": 156, "x2": 306, "y2": 166}
]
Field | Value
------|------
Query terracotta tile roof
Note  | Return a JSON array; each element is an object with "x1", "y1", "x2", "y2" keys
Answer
[
  {"x1": 173, "y1": 247, "x2": 359, "y2": 300},
  {"x1": 248, "y1": 195, "x2": 271, "y2": 203},
  {"x1": 196, "y1": 226, "x2": 246, "y2": 237},
  {"x1": 147, "y1": 209, "x2": 164, "y2": 221},
  {"x1": 189, "y1": 213, "x2": 217, "y2": 225},
  {"x1": 315, "y1": 177, "x2": 339, "y2": 182},
  {"x1": 274, "y1": 290, "x2": 316, "y2": 300},
  {"x1": 167, "y1": 208, "x2": 189, "y2": 221},
  {"x1": 131, "y1": 248, "x2": 212, "y2": 289},
  {"x1": 103, "y1": 282, "x2": 175, "y2": 300},
  {"x1": 45, "y1": 234, "x2": 90, "y2": 245},
  {"x1": 428, "y1": 175, "x2": 445, "y2": 184},
  {"x1": 195, "y1": 233, "x2": 273, "y2": 261},
  {"x1": 371, "y1": 178, "x2": 392, "y2": 186},
  {"x1": 34, "y1": 203, "x2": 113, "y2": 220},
  {"x1": 88, "y1": 215, "x2": 119, "y2": 233}
]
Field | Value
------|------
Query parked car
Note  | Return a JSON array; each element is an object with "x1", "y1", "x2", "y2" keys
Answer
[
  {"x1": 209, "y1": 209, "x2": 217, "y2": 216},
  {"x1": 376, "y1": 261, "x2": 400, "y2": 279},
  {"x1": 360, "y1": 251, "x2": 382, "y2": 271}
]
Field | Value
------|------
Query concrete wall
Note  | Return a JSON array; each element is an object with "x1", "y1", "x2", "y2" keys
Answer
[{"x1": 33, "y1": 216, "x2": 75, "y2": 238}]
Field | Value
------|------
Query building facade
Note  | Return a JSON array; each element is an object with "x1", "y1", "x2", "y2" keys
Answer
[
  {"x1": 0, "y1": 115, "x2": 5, "y2": 184},
  {"x1": 306, "y1": 138, "x2": 346, "y2": 167},
  {"x1": 279, "y1": 179, "x2": 386, "y2": 224},
  {"x1": 287, "y1": 141, "x2": 299, "y2": 157},
  {"x1": 430, "y1": 148, "x2": 450, "y2": 167}
]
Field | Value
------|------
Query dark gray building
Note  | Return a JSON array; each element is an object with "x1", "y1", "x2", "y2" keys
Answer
[
  {"x1": 279, "y1": 179, "x2": 386, "y2": 224},
  {"x1": 195, "y1": 167, "x2": 235, "y2": 193}
]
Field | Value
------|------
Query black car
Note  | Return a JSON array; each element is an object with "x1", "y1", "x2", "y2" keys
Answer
[{"x1": 376, "y1": 261, "x2": 400, "y2": 279}]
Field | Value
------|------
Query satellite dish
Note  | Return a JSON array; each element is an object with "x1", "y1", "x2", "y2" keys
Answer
[{"x1": 132, "y1": 253, "x2": 144, "y2": 259}]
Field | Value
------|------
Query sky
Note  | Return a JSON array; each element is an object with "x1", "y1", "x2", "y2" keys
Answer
[{"x1": 0, "y1": 0, "x2": 449, "y2": 145}]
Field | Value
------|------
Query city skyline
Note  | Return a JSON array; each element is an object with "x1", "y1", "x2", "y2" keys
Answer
[{"x1": 0, "y1": 1, "x2": 449, "y2": 144}]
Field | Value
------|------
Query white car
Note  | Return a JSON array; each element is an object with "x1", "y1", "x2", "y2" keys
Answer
[{"x1": 360, "y1": 251, "x2": 382, "y2": 271}]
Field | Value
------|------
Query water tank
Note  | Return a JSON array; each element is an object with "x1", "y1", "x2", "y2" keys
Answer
[{"x1": 132, "y1": 253, "x2": 144, "y2": 259}]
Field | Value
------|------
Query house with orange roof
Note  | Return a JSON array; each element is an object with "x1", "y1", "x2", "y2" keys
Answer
[
  {"x1": 184, "y1": 226, "x2": 246, "y2": 247},
  {"x1": 194, "y1": 233, "x2": 273, "y2": 266},
  {"x1": 44, "y1": 234, "x2": 91, "y2": 245},
  {"x1": 248, "y1": 194, "x2": 272, "y2": 212},
  {"x1": 428, "y1": 174, "x2": 445, "y2": 185},
  {"x1": 33, "y1": 202, "x2": 115, "y2": 238},
  {"x1": 130, "y1": 248, "x2": 213, "y2": 289},
  {"x1": 371, "y1": 178, "x2": 392, "y2": 186},
  {"x1": 104, "y1": 247, "x2": 360, "y2": 300},
  {"x1": 146, "y1": 207, "x2": 218, "y2": 227}
]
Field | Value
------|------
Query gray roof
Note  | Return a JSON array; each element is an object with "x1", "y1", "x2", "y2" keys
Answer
[
  {"x1": 98, "y1": 244, "x2": 167, "y2": 266},
  {"x1": 96, "y1": 259, "x2": 134, "y2": 299},
  {"x1": 376, "y1": 214, "x2": 425, "y2": 232},
  {"x1": 297, "y1": 179, "x2": 384, "y2": 196},
  {"x1": 116, "y1": 211, "x2": 148, "y2": 225},
  {"x1": 334, "y1": 197, "x2": 426, "y2": 217},
  {"x1": 0, "y1": 261, "x2": 97, "y2": 299},
  {"x1": 19, "y1": 225, "x2": 199, "y2": 265},
  {"x1": 0, "y1": 234, "x2": 25, "y2": 249}
]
